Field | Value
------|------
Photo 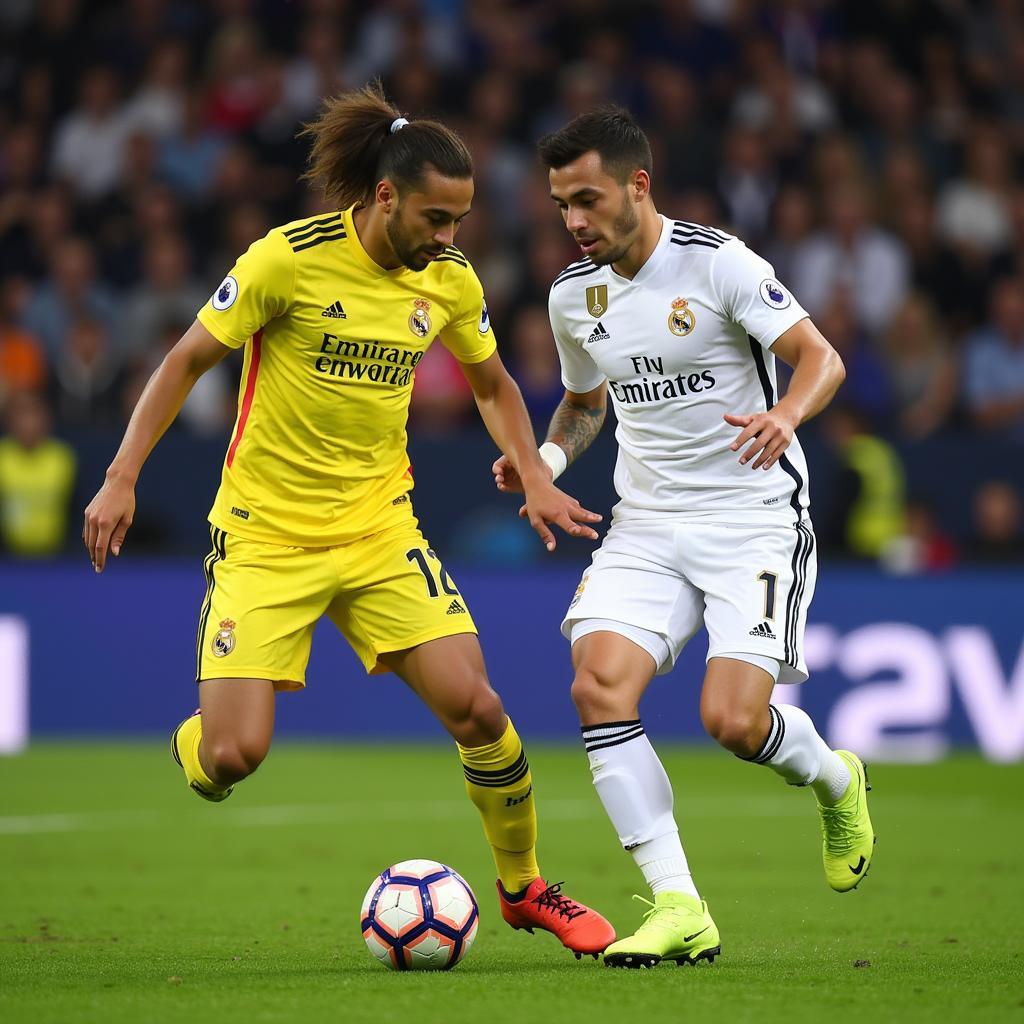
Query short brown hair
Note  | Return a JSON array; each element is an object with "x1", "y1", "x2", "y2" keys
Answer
[{"x1": 537, "y1": 106, "x2": 652, "y2": 183}]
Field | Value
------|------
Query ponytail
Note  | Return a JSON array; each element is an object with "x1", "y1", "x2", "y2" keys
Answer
[{"x1": 300, "y1": 81, "x2": 473, "y2": 208}]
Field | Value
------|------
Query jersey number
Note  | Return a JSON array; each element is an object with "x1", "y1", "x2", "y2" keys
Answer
[
  {"x1": 406, "y1": 548, "x2": 458, "y2": 598},
  {"x1": 757, "y1": 570, "x2": 778, "y2": 620}
]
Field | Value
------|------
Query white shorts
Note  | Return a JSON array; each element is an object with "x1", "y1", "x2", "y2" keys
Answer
[{"x1": 561, "y1": 517, "x2": 817, "y2": 684}]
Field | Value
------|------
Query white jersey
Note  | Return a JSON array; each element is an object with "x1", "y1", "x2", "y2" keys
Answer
[{"x1": 549, "y1": 215, "x2": 812, "y2": 524}]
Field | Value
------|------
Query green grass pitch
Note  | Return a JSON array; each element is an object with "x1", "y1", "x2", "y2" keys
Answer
[{"x1": 1, "y1": 743, "x2": 1022, "y2": 1024}]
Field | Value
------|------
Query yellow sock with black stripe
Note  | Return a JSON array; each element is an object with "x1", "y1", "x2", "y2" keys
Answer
[
  {"x1": 172, "y1": 713, "x2": 228, "y2": 796},
  {"x1": 457, "y1": 718, "x2": 540, "y2": 892}
]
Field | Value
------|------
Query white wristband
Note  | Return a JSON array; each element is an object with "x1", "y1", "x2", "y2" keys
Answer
[{"x1": 538, "y1": 442, "x2": 567, "y2": 482}]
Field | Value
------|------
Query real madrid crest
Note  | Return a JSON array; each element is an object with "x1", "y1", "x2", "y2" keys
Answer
[
  {"x1": 667, "y1": 297, "x2": 696, "y2": 337},
  {"x1": 212, "y1": 618, "x2": 236, "y2": 657},
  {"x1": 408, "y1": 297, "x2": 432, "y2": 338}
]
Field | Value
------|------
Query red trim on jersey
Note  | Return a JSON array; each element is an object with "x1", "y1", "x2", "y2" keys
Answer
[
  {"x1": 226, "y1": 331, "x2": 262, "y2": 468},
  {"x1": 406, "y1": 465, "x2": 413, "y2": 478}
]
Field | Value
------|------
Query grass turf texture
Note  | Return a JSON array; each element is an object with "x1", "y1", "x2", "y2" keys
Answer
[{"x1": 1, "y1": 744, "x2": 1021, "y2": 1024}]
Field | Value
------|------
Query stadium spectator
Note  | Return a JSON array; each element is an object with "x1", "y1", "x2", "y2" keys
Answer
[
  {"x1": 507, "y1": 304, "x2": 564, "y2": 429},
  {"x1": 761, "y1": 184, "x2": 815, "y2": 286},
  {"x1": 122, "y1": 232, "x2": 207, "y2": 358},
  {"x1": 157, "y1": 86, "x2": 229, "y2": 200},
  {"x1": 50, "y1": 66, "x2": 133, "y2": 201},
  {"x1": 640, "y1": 63, "x2": 718, "y2": 194},
  {"x1": 408, "y1": 343, "x2": 476, "y2": 435},
  {"x1": 790, "y1": 179, "x2": 909, "y2": 336},
  {"x1": 0, "y1": 185, "x2": 74, "y2": 284},
  {"x1": 813, "y1": 291, "x2": 890, "y2": 426},
  {"x1": 715, "y1": 124, "x2": 777, "y2": 242},
  {"x1": 880, "y1": 294, "x2": 958, "y2": 440},
  {"x1": 881, "y1": 498, "x2": 959, "y2": 575},
  {"x1": 203, "y1": 19, "x2": 269, "y2": 134},
  {"x1": 282, "y1": 16, "x2": 350, "y2": 121},
  {"x1": 0, "y1": 389, "x2": 75, "y2": 557},
  {"x1": 936, "y1": 124, "x2": 1015, "y2": 258},
  {"x1": 122, "y1": 39, "x2": 190, "y2": 142},
  {"x1": 967, "y1": 479, "x2": 1024, "y2": 564},
  {"x1": 0, "y1": 123, "x2": 46, "y2": 256},
  {"x1": 821, "y1": 403, "x2": 907, "y2": 560},
  {"x1": 50, "y1": 317, "x2": 125, "y2": 428},
  {"x1": 347, "y1": 0, "x2": 461, "y2": 84},
  {"x1": 120, "y1": 321, "x2": 233, "y2": 438},
  {"x1": 21, "y1": 237, "x2": 120, "y2": 358},
  {"x1": 730, "y1": 35, "x2": 837, "y2": 141},
  {"x1": 889, "y1": 189, "x2": 988, "y2": 337},
  {"x1": 964, "y1": 276, "x2": 1024, "y2": 441},
  {"x1": 0, "y1": 279, "x2": 47, "y2": 405},
  {"x1": 462, "y1": 71, "x2": 532, "y2": 235}
]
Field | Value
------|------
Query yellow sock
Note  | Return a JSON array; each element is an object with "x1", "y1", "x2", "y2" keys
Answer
[
  {"x1": 173, "y1": 713, "x2": 226, "y2": 794},
  {"x1": 457, "y1": 717, "x2": 540, "y2": 892}
]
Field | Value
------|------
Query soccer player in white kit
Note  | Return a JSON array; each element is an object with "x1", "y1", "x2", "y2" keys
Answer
[{"x1": 494, "y1": 109, "x2": 875, "y2": 968}]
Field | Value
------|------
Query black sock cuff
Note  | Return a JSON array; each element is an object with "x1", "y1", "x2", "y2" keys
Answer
[
  {"x1": 581, "y1": 719, "x2": 645, "y2": 753},
  {"x1": 737, "y1": 704, "x2": 786, "y2": 764}
]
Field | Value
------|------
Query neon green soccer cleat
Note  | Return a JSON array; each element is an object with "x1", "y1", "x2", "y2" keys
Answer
[
  {"x1": 604, "y1": 892, "x2": 721, "y2": 969},
  {"x1": 819, "y1": 750, "x2": 875, "y2": 892}
]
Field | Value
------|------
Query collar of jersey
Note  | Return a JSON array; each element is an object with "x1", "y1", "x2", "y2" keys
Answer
[
  {"x1": 609, "y1": 214, "x2": 672, "y2": 286},
  {"x1": 343, "y1": 205, "x2": 410, "y2": 278}
]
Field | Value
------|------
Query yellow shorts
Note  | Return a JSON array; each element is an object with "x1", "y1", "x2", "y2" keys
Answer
[{"x1": 195, "y1": 516, "x2": 477, "y2": 688}]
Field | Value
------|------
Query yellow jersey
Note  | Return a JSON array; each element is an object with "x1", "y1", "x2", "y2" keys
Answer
[
  {"x1": 0, "y1": 437, "x2": 75, "y2": 555},
  {"x1": 196, "y1": 205, "x2": 496, "y2": 547}
]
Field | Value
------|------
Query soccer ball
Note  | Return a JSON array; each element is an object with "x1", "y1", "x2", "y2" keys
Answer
[{"x1": 360, "y1": 859, "x2": 479, "y2": 970}]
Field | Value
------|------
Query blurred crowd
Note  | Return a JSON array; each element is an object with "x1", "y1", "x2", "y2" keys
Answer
[{"x1": 1, "y1": 0, "x2": 1023, "y2": 564}]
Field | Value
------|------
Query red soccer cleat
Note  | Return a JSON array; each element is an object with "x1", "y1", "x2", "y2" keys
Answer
[{"x1": 497, "y1": 878, "x2": 616, "y2": 959}]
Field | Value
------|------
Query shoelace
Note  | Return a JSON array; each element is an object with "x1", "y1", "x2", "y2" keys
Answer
[
  {"x1": 819, "y1": 803, "x2": 858, "y2": 855},
  {"x1": 631, "y1": 893, "x2": 690, "y2": 934},
  {"x1": 531, "y1": 882, "x2": 587, "y2": 921}
]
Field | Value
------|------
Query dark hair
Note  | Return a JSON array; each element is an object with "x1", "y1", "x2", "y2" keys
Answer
[
  {"x1": 300, "y1": 81, "x2": 473, "y2": 209},
  {"x1": 537, "y1": 106, "x2": 653, "y2": 182}
]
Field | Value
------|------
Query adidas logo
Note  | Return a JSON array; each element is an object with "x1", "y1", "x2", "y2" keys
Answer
[
  {"x1": 321, "y1": 300, "x2": 347, "y2": 319},
  {"x1": 749, "y1": 621, "x2": 778, "y2": 639},
  {"x1": 446, "y1": 599, "x2": 467, "y2": 615},
  {"x1": 586, "y1": 321, "x2": 611, "y2": 344}
]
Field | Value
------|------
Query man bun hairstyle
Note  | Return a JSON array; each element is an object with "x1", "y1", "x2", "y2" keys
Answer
[
  {"x1": 301, "y1": 81, "x2": 473, "y2": 209},
  {"x1": 537, "y1": 105, "x2": 653, "y2": 183}
]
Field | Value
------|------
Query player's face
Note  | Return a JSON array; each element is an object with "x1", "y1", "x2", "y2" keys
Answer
[
  {"x1": 549, "y1": 151, "x2": 642, "y2": 266},
  {"x1": 385, "y1": 170, "x2": 473, "y2": 272}
]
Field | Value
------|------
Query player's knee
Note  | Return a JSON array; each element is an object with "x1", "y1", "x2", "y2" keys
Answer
[
  {"x1": 445, "y1": 680, "x2": 506, "y2": 746},
  {"x1": 204, "y1": 736, "x2": 267, "y2": 784},
  {"x1": 701, "y1": 705, "x2": 765, "y2": 757},
  {"x1": 571, "y1": 666, "x2": 623, "y2": 720}
]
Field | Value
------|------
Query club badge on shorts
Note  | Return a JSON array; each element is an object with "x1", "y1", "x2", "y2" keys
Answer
[
  {"x1": 408, "y1": 297, "x2": 432, "y2": 338},
  {"x1": 667, "y1": 297, "x2": 696, "y2": 337},
  {"x1": 586, "y1": 284, "x2": 608, "y2": 317},
  {"x1": 212, "y1": 618, "x2": 236, "y2": 657}
]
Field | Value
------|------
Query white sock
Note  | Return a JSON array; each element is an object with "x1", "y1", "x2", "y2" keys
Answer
[
  {"x1": 744, "y1": 704, "x2": 850, "y2": 804},
  {"x1": 581, "y1": 720, "x2": 699, "y2": 899}
]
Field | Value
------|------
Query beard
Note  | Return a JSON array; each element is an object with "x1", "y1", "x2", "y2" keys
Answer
[
  {"x1": 385, "y1": 208, "x2": 434, "y2": 272},
  {"x1": 588, "y1": 192, "x2": 641, "y2": 266}
]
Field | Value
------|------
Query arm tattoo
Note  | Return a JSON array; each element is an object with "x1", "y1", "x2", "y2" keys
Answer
[{"x1": 545, "y1": 396, "x2": 606, "y2": 466}]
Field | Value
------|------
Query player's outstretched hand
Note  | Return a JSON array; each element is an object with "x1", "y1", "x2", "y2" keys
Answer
[
  {"x1": 725, "y1": 409, "x2": 797, "y2": 471},
  {"x1": 492, "y1": 454, "x2": 525, "y2": 493},
  {"x1": 519, "y1": 478, "x2": 602, "y2": 553},
  {"x1": 83, "y1": 475, "x2": 136, "y2": 573}
]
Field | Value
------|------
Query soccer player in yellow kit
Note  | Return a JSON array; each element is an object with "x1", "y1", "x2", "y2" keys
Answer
[{"x1": 82, "y1": 84, "x2": 614, "y2": 957}]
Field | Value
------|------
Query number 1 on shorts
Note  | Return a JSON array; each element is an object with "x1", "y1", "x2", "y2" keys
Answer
[{"x1": 757, "y1": 570, "x2": 778, "y2": 620}]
